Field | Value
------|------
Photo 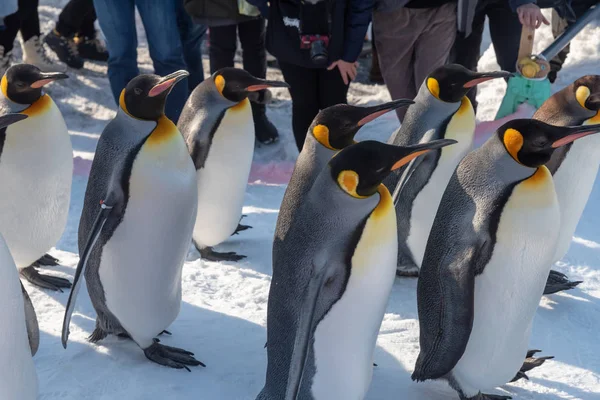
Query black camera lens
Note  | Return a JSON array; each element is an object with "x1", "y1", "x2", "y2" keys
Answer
[{"x1": 310, "y1": 40, "x2": 328, "y2": 66}]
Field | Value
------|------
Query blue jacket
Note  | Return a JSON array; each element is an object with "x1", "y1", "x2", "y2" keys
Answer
[{"x1": 248, "y1": 0, "x2": 373, "y2": 68}]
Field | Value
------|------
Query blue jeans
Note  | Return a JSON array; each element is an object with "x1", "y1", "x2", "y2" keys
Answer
[{"x1": 93, "y1": 0, "x2": 206, "y2": 122}]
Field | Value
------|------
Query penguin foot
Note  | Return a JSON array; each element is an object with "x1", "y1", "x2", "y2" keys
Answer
[
  {"x1": 89, "y1": 327, "x2": 109, "y2": 343},
  {"x1": 543, "y1": 270, "x2": 582, "y2": 295},
  {"x1": 396, "y1": 266, "x2": 420, "y2": 278},
  {"x1": 20, "y1": 266, "x2": 72, "y2": 292},
  {"x1": 200, "y1": 247, "x2": 246, "y2": 262},
  {"x1": 510, "y1": 349, "x2": 554, "y2": 382},
  {"x1": 144, "y1": 339, "x2": 205, "y2": 371},
  {"x1": 160, "y1": 330, "x2": 172, "y2": 336},
  {"x1": 36, "y1": 253, "x2": 60, "y2": 266},
  {"x1": 469, "y1": 394, "x2": 511, "y2": 400},
  {"x1": 232, "y1": 223, "x2": 252, "y2": 236}
]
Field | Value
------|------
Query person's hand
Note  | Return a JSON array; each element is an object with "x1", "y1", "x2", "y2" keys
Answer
[
  {"x1": 517, "y1": 3, "x2": 550, "y2": 29},
  {"x1": 328, "y1": 60, "x2": 358, "y2": 85}
]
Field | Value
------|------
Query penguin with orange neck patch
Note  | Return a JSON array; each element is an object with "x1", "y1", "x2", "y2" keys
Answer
[
  {"x1": 412, "y1": 119, "x2": 600, "y2": 400},
  {"x1": 0, "y1": 63, "x2": 72, "y2": 291},
  {"x1": 258, "y1": 139, "x2": 456, "y2": 400},
  {"x1": 178, "y1": 67, "x2": 289, "y2": 262},
  {"x1": 533, "y1": 75, "x2": 600, "y2": 295},
  {"x1": 386, "y1": 64, "x2": 511, "y2": 277},
  {"x1": 62, "y1": 71, "x2": 204, "y2": 370}
]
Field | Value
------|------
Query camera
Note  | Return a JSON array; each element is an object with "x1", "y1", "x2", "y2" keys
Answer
[{"x1": 300, "y1": 34, "x2": 330, "y2": 67}]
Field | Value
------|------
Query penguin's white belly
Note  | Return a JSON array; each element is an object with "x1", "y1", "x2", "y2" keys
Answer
[
  {"x1": 99, "y1": 139, "x2": 197, "y2": 349},
  {"x1": 407, "y1": 141, "x2": 471, "y2": 267},
  {"x1": 551, "y1": 133, "x2": 600, "y2": 263},
  {"x1": 311, "y1": 189, "x2": 397, "y2": 400},
  {"x1": 452, "y1": 169, "x2": 559, "y2": 396},
  {"x1": 193, "y1": 101, "x2": 254, "y2": 248},
  {"x1": 0, "y1": 100, "x2": 72, "y2": 268},
  {"x1": 0, "y1": 235, "x2": 38, "y2": 400}
]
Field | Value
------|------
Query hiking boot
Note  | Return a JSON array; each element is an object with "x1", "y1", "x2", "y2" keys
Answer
[
  {"x1": 44, "y1": 30, "x2": 84, "y2": 69},
  {"x1": 0, "y1": 45, "x2": 12, "y2": 76},
  {"x1": 252, "y1": 102, "x2": 279, "y2": 145},
  {"x1": 22, "y1": 35, "x2": 67, "y2": 72},
  {"x1": 75, "y1": 34, "x2": 109, "y2": 62}
]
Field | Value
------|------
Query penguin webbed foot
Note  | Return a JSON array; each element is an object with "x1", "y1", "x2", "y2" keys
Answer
[
  {"x1": 543, "y1": 270, "x2": 582, "y2": 295},
  {"x1": 36, "y1": 253, "x2": 60, "y2": 266},
  {"x1": 468, "y1": 394, "x2": 511, "y2": 400},
  {"x1": 232, "y1": 224, "x2": 252, "y2": 236},
  {"x1": 89, "y1": 327, "x2": 109, "y2": 343},
  {"x1": 20, "y1": 266, "x2": 72, "y2": 292},
  {"x1": 144, "y1": 339, "x2": 205, "y2": 371},
  {"x1": 200, "y1": 247, "x2": 246, "y2": 262},
  {"x1": 510, "y1": 349, "x2": 554, "y2": 382}
]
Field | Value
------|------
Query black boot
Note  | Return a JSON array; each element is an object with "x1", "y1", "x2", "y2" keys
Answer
[{"x1": 251, "y1": 100, "x2": 279, "y2": 145}]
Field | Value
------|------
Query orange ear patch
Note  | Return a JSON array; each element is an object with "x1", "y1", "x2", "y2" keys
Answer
[
  {"x1": 313, "y1": 124, "x2": 334, "y2": 150},
  {"x1": 503, "y1": 128, "x2": 524, "y2": 163},
  {"x1": 337, "y1": 170, "x2": 367, "y2": 198},
  {"x1": 576, "y1": 85, "x2": 591, "y2": 109},
  {"x1": 215, "y1": 75, "x2": 226, "y2": 95},
  {"x1": 427, "y1": 77, "x2": 440, "y2": 99}
]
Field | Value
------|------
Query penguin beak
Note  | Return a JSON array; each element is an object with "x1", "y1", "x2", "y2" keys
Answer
[
  {"x1": 285, "y1": 262, "x2": 331, "y2": 400},
  {"x1": 551, "y1": 123, "x2": 600, "y2": 148},
  {"x1": 463, "y1": 71, "x2": 513, "y2": 88},
  {"x1": 149, "y1": 70, "x2": 189, "y2": 97},
  {"x1": 245, "y1": 79, "x2": 290, "y2": 92},
  {"x1": 357, "y1": 98, "x2": 414, "y2": 127},
  {"x1": 391, "y1": 139, "x2": 457, "y2": 170},
  {"x1": 30, "y1": 72, "x2": 69, "y2": 88},
  {"x1": 0, "y1": 112, "x2": 28, "y2": 128}
]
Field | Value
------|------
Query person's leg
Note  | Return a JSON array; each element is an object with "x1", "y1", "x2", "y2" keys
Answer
[
  {"x1": 209, "y1": 24, "x2": 237, "y2": 74},
  {"x1": 317, "y1": 66, "x2": 348, "y2": 110},
  {"x1": 369, "y1": 24, "x2": 384, "y2": 84},
  {"x1": 373, "y1": 7, "x2": 421, "y2": 122},
  {"x1": 17, "y1": 0, "x2": 40, "y2": 43},
  {"x1": 278, "y1": 61, "x2": 320, "y2": 151},
  {"x1": 548, "y1": 9, "x2": 569, "y2": 83},
  {"x1": 93, "y1": 0, "x2": 138, "y2": 105},
  {"x1": 414, "y1": 3, "x2": 457, "y2": 96},
  {"x1": 0, "y1": 9, "x2": 21, "y2": 53},
  {"x1": 176, "y1": 0, "x2": 205, "y2": 91},
  {"x1": 487, "y1": 0, "x2": 522, "y2": 73},
  {"x1": 55, "y1": 0, "x2": 92, "y2": 37},
  {"x1": 136, "y1": 0, "x2": 189, "y2": 122}
]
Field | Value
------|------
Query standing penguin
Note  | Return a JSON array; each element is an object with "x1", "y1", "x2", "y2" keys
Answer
[
  {"x1": 61, "y1": 71, "x2": 203, "y2": 370},
  {"x1": 178, "y1": 67, "x2": 289, "y2": 262},
  {"x1": 275, "y1": 98, "x2": 414, "y2": 242},
  {"x1": 533, "y1": 75, "x2": 600, "y2": 295},
  {"x1": 386, "y1": 64, "x2": 511, "y2": 277},
  {"x1": 0, "y1": 64, "x2": 72, "y2": 291},
  {"x1": 412, "y1": 119, "x2": 600, "y2": 400},
  {"x1": 257, "y1": 139, "x2": 456, "y2": 400}
]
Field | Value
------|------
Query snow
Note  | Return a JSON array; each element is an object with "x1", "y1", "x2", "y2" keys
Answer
[{"x1": 9, "y1": 1, "x2": 600, "y2": 399}]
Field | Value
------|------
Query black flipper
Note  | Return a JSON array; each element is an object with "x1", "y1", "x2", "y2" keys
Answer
[
  {"x1": 144, "y1": 339, "x2": 205, "y2": 371},
  {"x1": 510, "y1": 349, "x2": 554, "y2": 382},
  {"x1": 20, "y1": 266, "x2": 72, "y2": 292},
  {"x1": 62, "y1": 200, "x2": 114, "y2": 349},
  {"x1": 199, "y1": 246, "x2": 246, "y2": 262},
  {"x1": 36, "y1": 253, "x2": 60, "y2": 266},
  {"x1": 543, "y1": 269, "x2": 582, "y2": 295},
  {"x1": 21, "y1": 281, "x2": 39, "y2": 356}
]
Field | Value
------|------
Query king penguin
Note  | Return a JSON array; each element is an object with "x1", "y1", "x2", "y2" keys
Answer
[
  {"x1": 257, "y1": 139, "x2": 456, "y2": 400},
  {"x1": 411, "y1": 119, "x2": 600, "y2": 400},
  {"x1": 61, "y1": 71, "x2": 204, "y2": 370},
  {"x1": 275, "y1": 98, "x2": 414, "y2": 244},
  {"x1": 178, "y1": 67, "x2": 289, "y2": 262},
  {"x1": 533, "y1": 75, "x2": 600, "y2": 295},
  {"x1": 0, "y1": 63, "x2": 72, "y2": 291},
  {"x1": 385, "y1": 64, "x2": 511, "y2": 277}
]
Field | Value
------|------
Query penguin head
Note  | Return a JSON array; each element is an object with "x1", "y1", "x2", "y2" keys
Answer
[
  {"x1": 0, "y1": 112, "x2": 28, "y2": 128},
  {"x1": 499, "y1": 119, "x2": 600, "y2": 168},
  {"x1": 310, "y1": 99, "x2": 414, "y2": 150},
  {"x1": 573, "y1": 75, "x2": 600, "y2": 111},
  {"x1": 426, "y1": 64, "x2": 512, "y2": 103},
  {"x1": 212, "y1": 67, "x2": 289, "y2": 103},
  {"x1": 329, "y1": 139, "x2": 457, "y2": 198},
  {"x1": 1, "y1": 64, "x2": 68, "y2": 105},
  {"x1": 120, "y1": 70, "x2": 189, "y2": 120}
]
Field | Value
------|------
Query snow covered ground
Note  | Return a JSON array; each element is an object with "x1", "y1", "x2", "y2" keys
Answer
[{"x1": 12, "y1": 1, "x2": 600, "y2": 399}]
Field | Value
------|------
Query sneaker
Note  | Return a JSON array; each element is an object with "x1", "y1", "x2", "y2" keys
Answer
[
  {"x1": 75, "y1": 35, "x2": 108, "y2": 62},
  {"x1": 0, "y1": 45, "x2": 12, "y2": 76},
  {"x1": 44, "y1": 30, "x2": 84, "y2": 69},
  {"x1": 21, "y1": 35, "x2": 67, "y2": 72}
]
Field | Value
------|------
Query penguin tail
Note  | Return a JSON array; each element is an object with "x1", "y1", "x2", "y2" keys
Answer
[{"x1": 543, "y1": 270, "x2": 582, "y2": 295}]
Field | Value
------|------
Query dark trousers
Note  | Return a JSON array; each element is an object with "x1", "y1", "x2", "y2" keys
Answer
[
  {"x1": 450, "y1": 0, "x2": 522, "y2": 109},
  {"x1": 0, "y1": 0, "x2": 40, "y2": 52},
  {"x1": 209, "y1": 18, "x2": 266, "y2": 79},
  {"x1": 56, "y1": 0, "x2": 97, "y2": 38},
  {"x1": 279, "y1": 61, "x2": 349, "y2": 151}
]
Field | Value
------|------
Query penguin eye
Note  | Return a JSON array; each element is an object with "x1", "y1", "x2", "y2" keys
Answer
[
  {"x1": 134, "y1": 88, "x2": 142, "y2": 95},
  {"x1": 15, "y1": 81, "x2": 26, "y2": 89},
  {"x1": 375, "y1": 167, "x2": 386, "y2": 173}
]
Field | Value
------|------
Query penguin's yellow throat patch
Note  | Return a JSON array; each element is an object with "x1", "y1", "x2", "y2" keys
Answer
[
  {"x1": 503, "y1": 128, "x2": 524, "y2": 163},
  {"x1": 146, "y1": 115, "x2": 178, "y2": 147},
  {"x1": 427, "y1": 77, "x2": 440, "y2": 99},
  {"x1": 22, "y1": 94, "x2": 52, "y2": 117},
  {"x1": 337, "y1": 170, "x2": 368, "y2": 199}
]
